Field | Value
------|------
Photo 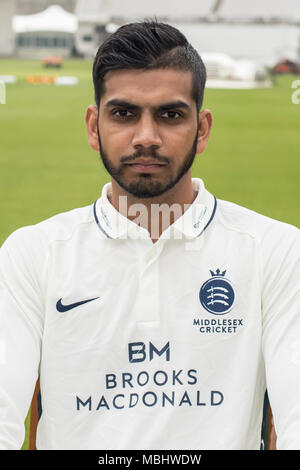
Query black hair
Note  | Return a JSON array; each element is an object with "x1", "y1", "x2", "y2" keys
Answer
[{"x1": 92, "y1": 20, "x2": 206, "y2": 112}]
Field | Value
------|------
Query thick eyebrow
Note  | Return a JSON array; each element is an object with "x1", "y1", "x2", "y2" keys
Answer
[
  {"x1": 105, "y1": 99, "x2": 191, "y2": 111},
  {"x1": 105, "y1": 99, "x2": 138, "y2": 110},
  {"x1": 158, "y1": 101, "x2": 191, "y2": 111}
]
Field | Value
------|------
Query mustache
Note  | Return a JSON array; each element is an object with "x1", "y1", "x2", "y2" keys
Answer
[{"x1": 120, "y1": 148, "x2": 170, "y2": 165}]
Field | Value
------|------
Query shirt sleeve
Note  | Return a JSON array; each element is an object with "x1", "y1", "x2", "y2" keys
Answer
[
  {"x1": 0, "y1": 227, "x2": 45, "y2": 449},
  {"x1": 261, "y1": 222, "x2": 300, "y2": 450}
]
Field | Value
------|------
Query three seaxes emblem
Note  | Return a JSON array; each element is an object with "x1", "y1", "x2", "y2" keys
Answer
[{"x1": 199, "y1": 269, "x2": 235, "y2": 315}]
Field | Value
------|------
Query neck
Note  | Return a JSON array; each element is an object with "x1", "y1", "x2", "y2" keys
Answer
[{"x1": 108, "y1": 173, "x2": 197, "y2": 242}]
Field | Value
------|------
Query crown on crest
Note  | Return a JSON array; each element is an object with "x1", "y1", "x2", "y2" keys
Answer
[{"x1": 210, "y1": 269, "x2": 226, "y2": 277}]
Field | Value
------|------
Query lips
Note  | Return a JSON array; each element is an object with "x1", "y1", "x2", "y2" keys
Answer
[
  {"x1": 126, "y1": 160, "x2": 167, "y2": 173},
  {"x1": 125, "y1": 159, "x2": 167, "y2": 173},
  {"x1": 127, "y1": 159, "x2": 166, "y2": 166}
]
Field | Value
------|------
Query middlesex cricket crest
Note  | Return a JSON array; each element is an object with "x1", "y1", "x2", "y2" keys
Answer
[{"x1": 199, "y1": 269, "x2": 235, "y2": 315}]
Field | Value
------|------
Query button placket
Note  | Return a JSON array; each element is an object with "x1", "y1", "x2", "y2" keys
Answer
[{"x1": 132, "y1": 241, "x2": 164, "y2": 323}]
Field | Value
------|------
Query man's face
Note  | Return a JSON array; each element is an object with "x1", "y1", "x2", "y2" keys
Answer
[{"x1": 87, "y1": 68, "x2": 211, "y2": 198}]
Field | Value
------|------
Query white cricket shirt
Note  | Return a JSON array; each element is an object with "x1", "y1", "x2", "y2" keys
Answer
[{"x1": 0, "y1": 177, "x2": 299, "y2": 450}]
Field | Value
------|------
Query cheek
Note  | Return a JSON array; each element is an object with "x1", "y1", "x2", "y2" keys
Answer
[
  {"x1": 100, "y1": 133, "x2": 135, "y2": 165},
  {"x1": 100, "y1": 123, "x2": 133, "y2": 151},
  {"x1": 163, "y1": 130, "x2": 195, "y2": 155}
]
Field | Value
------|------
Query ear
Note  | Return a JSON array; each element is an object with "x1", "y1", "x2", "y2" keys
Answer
[
  {"x1": 85, "y1": 105, "x2": 100, "y2": 151},
  {"x1": 195, "y1": 109, "x2": 213, "y2": 155}
]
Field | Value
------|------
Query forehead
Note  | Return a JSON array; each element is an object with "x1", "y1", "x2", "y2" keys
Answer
[{"x1": 101, "y1": 68, "x2": 195, "y2": 108}]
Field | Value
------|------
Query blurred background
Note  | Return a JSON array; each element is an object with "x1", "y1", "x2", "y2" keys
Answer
[{"x1": 0, "y1": 0, "x2": 299, "y2": 448}]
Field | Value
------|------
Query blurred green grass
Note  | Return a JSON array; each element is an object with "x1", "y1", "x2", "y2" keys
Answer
[{"x1": 0, "y1": 58, "x2": 299, "y2": 449}]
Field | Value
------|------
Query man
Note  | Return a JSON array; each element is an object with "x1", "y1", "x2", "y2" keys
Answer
[{"x1": 0, "y1": 21, "x2": 299, "y2": 450}]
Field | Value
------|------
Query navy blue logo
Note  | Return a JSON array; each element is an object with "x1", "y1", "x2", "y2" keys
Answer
[
  {"x1": 56, "y1": 297, "x2": 99, "y2": 312},
  {"x1": 199, "y1": 269, "x2": 235, "y2": 315}
]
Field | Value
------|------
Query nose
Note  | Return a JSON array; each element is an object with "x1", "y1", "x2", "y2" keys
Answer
[{"x1": 131, "y1": 113, "x2": 162, "y2": 149}]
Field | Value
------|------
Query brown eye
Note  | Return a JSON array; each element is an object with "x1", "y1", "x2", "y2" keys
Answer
[
  {"x1": 161, "y1": 111, "x2": 181, "y2": 119},
  {"x1": 113, "y1": 109, "x2": 134, "y2": 118}
]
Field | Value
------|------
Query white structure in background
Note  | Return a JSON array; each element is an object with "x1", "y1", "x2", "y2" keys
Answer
[
  {"x1": 0, "y1": 0, "x2": 16, "y2": 56},
  {"x1": 75, "y1": 0, "x2": 214, "y2": 58},
  {"x1": 183, "y1": 0, "x2": 300, "y2": 67},
  {"x1": 0, "y1": 76, "x2": 17, "y2": 84},
  {"x1": 0, "y1": 81, "x2": 6, "y2": 105},
  {"x1": 216, "y1": 0, "x2": 299, "y2": 22},
  {"x1": 16, "y1": 0, "x2": 76, "y2": 15},
  {"x1": 55, "y1": 76, "x2": 79, "y2": 85},
  {"x1": 201, "y1": 53, "x2": 272, "y2": 89},
  {"x1": 75, "y1": 0, "x2": 300, "y2": 67},
  {"x1": 13, "y1": 5, "x2": 78, "y2": 58}
]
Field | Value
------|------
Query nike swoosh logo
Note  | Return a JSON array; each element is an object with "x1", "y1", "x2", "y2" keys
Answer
[{"x1": 56, "y1": 297, "x2": 100, "y2": 312}]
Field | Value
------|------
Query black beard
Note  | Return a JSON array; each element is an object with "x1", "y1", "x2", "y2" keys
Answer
[{"x1": 97, "y1": 124, "x2": 198, "y2": 199}]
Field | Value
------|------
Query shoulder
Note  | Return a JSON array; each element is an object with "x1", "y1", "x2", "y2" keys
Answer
[
  {"x1": 215, "y1": 199, "x2": 300, "y2": 289},
  {"x1": 0, "y1": 204, "x2": 95, "y2": 257},
  {"x1": 215, "y1": 198, "x2": 299, "y2": 245},
  {"x1": 214, "y1": 199, "x2": 300, "y2": 295}
]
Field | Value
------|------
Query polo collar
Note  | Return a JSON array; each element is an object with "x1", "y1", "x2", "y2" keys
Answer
[{"x1": 93, "y1": 178, "x2": 217, "y2": 241}]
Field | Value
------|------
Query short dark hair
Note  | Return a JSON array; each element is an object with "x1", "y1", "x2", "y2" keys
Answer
[{"x1": 92, "y1": 20, "x2": 207, "y2": 112}]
